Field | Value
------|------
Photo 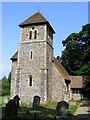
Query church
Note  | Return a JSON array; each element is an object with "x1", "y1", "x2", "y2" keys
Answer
[{"x1": 10, "y1": 12, "x2": 84, "y2": 104}]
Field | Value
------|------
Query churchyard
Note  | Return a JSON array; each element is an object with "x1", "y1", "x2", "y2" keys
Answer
[{"x1": 1, "y1": 95, "x2": 80, "y2": 120}]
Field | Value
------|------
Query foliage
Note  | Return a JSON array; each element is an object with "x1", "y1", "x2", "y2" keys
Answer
[
  {"x1": 1, "y1": 72, "x2": 11, "y2": 96},
  {"x1": 8, "y1": 72, "x2": 11, "y2": 83},
  {"x1": 57, "y1": 24, "x2": 90, "y2": 96},
  {"x1": 0, "y1": 80, "x2": 2, "y2": 96},
  {"x1": 2, "y1": 82, "x2": 10, "y2": 96},
  {"x1": 2, "y1": 76, "x2": 8, "y2": 82}
]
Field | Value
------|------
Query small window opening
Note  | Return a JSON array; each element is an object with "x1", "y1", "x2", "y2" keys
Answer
[
  {"x1": 29, "y1": 76, "x2": 32, "y2": 86},
  {"x1": 29, "y1": 31, "x2": 32, "y2": 39},
  {"x1": 31, "y1": 51, "x2": 32, "y2": 59},
  {"x1": 34, "y1": 30, "x2": 37, "y2": 39}
]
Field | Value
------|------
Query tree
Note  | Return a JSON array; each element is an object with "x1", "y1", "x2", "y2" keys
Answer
[
  {"x1": 1, "y1": 72, "x2": 11, "y2": 96},
  {"x1": 8, "y1": 71, "x2": 11, "y2": 83},
  {"x1": 58, "y1": 24, "x2": 90, "y2": 96},
  {"x1": 2, "y1": 76, "x2": 8, "y2": 82}
]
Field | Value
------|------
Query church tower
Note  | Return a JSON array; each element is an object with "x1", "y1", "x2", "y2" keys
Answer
[
  {"x1": 11, "y1": 11, "x2": 72, "y2": 104},
  {"x1": 11, "y1": 12, "x2": 55, "y2": 103}
]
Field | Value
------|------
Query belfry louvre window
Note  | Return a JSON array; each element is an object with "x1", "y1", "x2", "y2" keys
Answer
[
  {"x1": 29, "y1": 76, "x2": 32, "y2": 86},
  {"x1": 34, "y1": 30, "x2": 37, "y2": 39},
  {"x1": 29, "y1": 31, "x2": 32, "y2": 39}
]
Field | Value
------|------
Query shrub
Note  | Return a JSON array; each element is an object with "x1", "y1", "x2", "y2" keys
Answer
[{"x1": 1, "y1": 80, "x2": 10, "y2": 96}]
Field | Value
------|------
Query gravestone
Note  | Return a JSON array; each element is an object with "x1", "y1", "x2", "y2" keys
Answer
[
  {"x1": 32, "y1": 96, "x2": 40, "y2": 109},
  {"x1": 69, "y1": 101, "x2": 76, "y2": 106},
  {"x1": 13, "y1": 95, "x2": 20, "y2": 116},
  {"x1": 55, "y1": 101, "x2": 69, "y2": 119},
  {"x1": 3, "y1": 97, "x2": 8, "y2": 104},
  {"x1": 13, "y1": 95, "x2": 20, "y2": 107},
  {"x1": 5, "y1": 95, "x2": 20, "y2": 117}
]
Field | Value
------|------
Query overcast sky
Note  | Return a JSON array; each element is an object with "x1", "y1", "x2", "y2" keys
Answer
[{"x1": 1, "y1": 2, "x2": 88, "y2": 78}]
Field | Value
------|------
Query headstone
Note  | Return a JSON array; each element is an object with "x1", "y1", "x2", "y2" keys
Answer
[
  {"x1": 13, "y1": 95, "x2": 20, "y2": 116},
  {"x1": 5, "y1": 95, "x2": 20, "y2": 117},
  {"x1": 32, "y1": 96, "x2": 40, "y2": 109},
  {"x1": 13, "y1": 95, "x2": 20, "y2": 107},
  {"x1": 26, "y1": 101, "x2": 30, "y2": 106},
  {"x1": 3, "y1": 97, "x2": 8, "y2": 104},
  {"x1": 5, "y1": 99, "x2": 16, "y2": 117},
  {"x1": 55, "y1": 101, "x2": 69, "y2": 118},
  {"x1": 69, "y1": 101, "x2": 76, "y2": 106}
]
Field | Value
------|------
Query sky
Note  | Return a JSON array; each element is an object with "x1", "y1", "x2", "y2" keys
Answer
[{"x1": 1, "y1": 2, "x2": 88, "y2": 79}]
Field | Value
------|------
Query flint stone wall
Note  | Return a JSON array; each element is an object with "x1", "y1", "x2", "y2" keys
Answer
[
  {"x1": 11, "y1": 61, "x2": 17, "y2": 99},
  {"x1": 18, "y1": 24, "x2": 53, "y2": 103},
  {"x1": 10, "y1": 22, "x2": 69, "y2": 104},
  {"x1": 52, "y1": 64, "x2": 66, "y2": 102}
]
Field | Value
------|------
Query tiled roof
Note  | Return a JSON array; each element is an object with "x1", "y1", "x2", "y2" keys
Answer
[
  {"x1": 19, "y1": 12, "x2": 55, "y2": 33},
  {"x1": 10, "y1": 51, "x2": 18, "y2": 60},
  {"x1": 19, "y1": 12, "x2": 47, "y2": 26},
  {"x1": 53, "y1": 57, "x2": 71, "y2": 81},
  {"x1": 70, "y1": 76, "x2": 84, "y2": 88}
]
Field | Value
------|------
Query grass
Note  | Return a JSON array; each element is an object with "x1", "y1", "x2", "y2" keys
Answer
[
  {"x1": 67, "y1": 100, "x2": 80, "y2": 119},
  {"x1": 0, "y1": 80, "x2": 2, "y2": 88},
  {"x1": 1, "y1": 98, "x2": 80, "y2": 120},
  {"x1": 18, "y1": 104, "x2": 56, "y2": 120}
]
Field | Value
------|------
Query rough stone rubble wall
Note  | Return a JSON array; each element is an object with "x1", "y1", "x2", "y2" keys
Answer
[
  {"x1": 10, "y1": 61, "x2": 17, "y2": 99},
  {"x1": 46, "y1": 27, "x2": 53, "y2": 101},
  {"x1": 18, "y1": 24, "x2": 48, "y2": 104},
  {"x1": 10, "y1": 23, "x2": 69, "y2": 104},
  {"x1": 52, "y1": 63, "x2": 65, "y2": 102}
]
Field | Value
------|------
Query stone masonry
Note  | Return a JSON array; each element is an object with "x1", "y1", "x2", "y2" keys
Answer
[{"x1": 10, "y1": 12, "x2": 71, "y2": 104}]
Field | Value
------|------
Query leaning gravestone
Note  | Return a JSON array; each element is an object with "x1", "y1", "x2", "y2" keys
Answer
[
  {"x1": 55, "y1": 101, "x2": 69, "y2": 119},
  {"x1": 32, "y1": 96, "x2": 40, "y2": 109},
  {"x1": 3, "y1": 96, "x2": 8, "y2": 104}
]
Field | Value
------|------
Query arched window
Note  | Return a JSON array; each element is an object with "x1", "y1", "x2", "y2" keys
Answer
[
  {"x1": 29, "y1": 75, "x2": 32, "y2": 86},
  {"x1": 34, "y1": 30, "x2": 37, "y2": 39},
  {"x1": 29, "y1": 31, "x2": 32, "y2": 39}
]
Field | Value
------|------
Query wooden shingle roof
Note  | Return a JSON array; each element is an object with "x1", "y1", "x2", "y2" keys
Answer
[
  {"x1": 19, "y1": 12, "x2": 55, "y2": 33},
  {"x1": 70, "y1": 76, "x2": 84, "y2": 88},
  {"x1": 53, "y1": 57, "x2": 71, "y2": 81}
]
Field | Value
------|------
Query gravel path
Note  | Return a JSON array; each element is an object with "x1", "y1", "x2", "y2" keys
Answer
[{"x1": 72, "y1": 100, "x2": 90, "y2": 120}]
